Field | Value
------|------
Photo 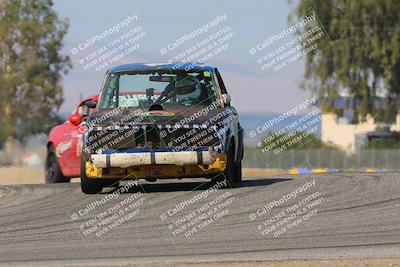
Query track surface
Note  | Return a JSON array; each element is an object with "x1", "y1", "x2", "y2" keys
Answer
[{"x1": 1, "y1": 173, "x2": 400, "y2": 266}]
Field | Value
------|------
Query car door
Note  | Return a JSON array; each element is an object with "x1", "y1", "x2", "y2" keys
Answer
[{"x1": 58, "y1": 100, "x2": 95, "y2": 173}]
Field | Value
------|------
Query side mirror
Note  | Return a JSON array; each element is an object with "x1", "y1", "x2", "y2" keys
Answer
[
  {"x1": 146, "y1": 88, "x2": 155, "y2": 98},
  {"x1": 68, "y1": 114, "x2": 82, "y2": 125},
  {"x1": 84, "y1": 99, "x2": 97, "y2": 109},
  {"x1": 221, "y1": 94, "x2": 231, "y2": 106}
]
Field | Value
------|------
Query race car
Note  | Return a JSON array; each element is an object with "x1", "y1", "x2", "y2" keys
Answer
[
  {"x1": 80, "y1": 63, "x2": 244, "y2": 194},
  {"x1": 45, "y1": 95, "x2": 98, "y2": 183}
]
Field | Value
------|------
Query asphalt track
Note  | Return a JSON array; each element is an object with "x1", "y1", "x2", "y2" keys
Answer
[{"x1": 1, "y1": 173, "x2": 400, "y2": 266}]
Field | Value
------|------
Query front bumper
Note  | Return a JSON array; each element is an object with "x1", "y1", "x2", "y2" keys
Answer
[
  {"x1": 91, "y1": 150, "x2": 216, "y2": 168},
  {"x1": 85, "y1": 152, "x2": 227, "y2": 179}
]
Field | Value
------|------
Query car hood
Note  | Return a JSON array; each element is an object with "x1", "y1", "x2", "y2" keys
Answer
[{"x1": 87, "y1": 106, "x2": 232, "y2": 127}]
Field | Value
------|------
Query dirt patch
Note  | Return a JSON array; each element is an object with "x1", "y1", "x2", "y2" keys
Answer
[{"x1": 0, "y1": 166, "x2": 45, "y2": 185}]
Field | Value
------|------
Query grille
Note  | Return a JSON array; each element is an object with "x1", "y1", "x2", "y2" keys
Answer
[
  {"x1": 87, "y1": 128, "x2": 144, "y2": 153},
  {"x1": 86, "y1": 125, "x2": 221, "y2": 153},
  {"x1": 161, "y1": 128, "x2": 221, "y2": 150}
]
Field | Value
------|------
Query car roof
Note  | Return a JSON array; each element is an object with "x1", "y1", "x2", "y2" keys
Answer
[
  {"x1": 80, "y1": 95, "x2": 99, "y2": 103},
  {"x1": 108, "y1": 63, "x2": 214, "y2": 73}
]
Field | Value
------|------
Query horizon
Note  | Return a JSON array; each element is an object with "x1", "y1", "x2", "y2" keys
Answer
[{"x1": 52, "y1": 0, "x2": 310, "y2": 116}]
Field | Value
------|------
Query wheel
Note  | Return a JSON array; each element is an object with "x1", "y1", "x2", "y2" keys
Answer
[
  {"x1": 222, "y1": 147, "x2": 236, "y2": 188},
  {"x1": 80, "y1": 157, "x2": 103, "y2": 194},
  {"x1": 102, "y1": 179, "x2": 120, "y2": 188},
  {"x1": 45, "y1": 145, "x2": 70, "y2": 183},
  {"x1": 234, "y1": 158, "x2": 242, "y2": 184}
]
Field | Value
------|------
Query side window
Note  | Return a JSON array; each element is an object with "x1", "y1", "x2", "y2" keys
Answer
[
  {"x1": 78, "y1": 101, "x2": 95, "y2": 117},
  {"x1": 215, "y1": 68, "x2": 227, "y2": 94}
]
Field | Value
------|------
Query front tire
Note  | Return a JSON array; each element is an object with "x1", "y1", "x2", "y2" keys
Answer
[
  {"x1": 45, "y1": 145, "x2": 69, "y2": 183},
  {"x1": 80, "y1": 158, "x2": 103, "y2": 194},
  {"x1": 222, "y1": 147, "x2": 236, "y2": 188},
  {"x1": 234, "y1": 158, "x2": 242, "y2": 184}
]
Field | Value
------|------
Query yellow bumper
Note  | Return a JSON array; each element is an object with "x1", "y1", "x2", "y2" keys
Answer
[{"x1": 85, "y1": 153, "x2": 227, "y2": 179}]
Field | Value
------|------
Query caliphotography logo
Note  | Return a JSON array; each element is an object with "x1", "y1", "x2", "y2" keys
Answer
[{"x1": 0, "y1": 1, "x2": 400, "y2": 267}]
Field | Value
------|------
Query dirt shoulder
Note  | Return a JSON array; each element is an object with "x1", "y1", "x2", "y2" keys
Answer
[{"x1": 0, "y1": 166, "x2": 45, "y2": 185}]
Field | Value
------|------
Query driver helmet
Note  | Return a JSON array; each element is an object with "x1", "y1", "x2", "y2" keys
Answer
[{"x1": 175, "y1": 76, "x2": 201, "y2": 102}]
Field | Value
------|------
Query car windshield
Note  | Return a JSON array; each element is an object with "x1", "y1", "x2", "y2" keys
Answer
[{"x1": 98, "y1": 70, "x2": 217, "y2": 109}]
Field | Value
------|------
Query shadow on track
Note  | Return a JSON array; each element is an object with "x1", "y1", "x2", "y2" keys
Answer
[{"x1": 105, "y1": 176, "x2": 292, "y2": 194}]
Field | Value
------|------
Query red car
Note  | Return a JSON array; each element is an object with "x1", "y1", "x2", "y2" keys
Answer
[{"x1": 45, "y1": 95, "x2": 98, "y2": 183}]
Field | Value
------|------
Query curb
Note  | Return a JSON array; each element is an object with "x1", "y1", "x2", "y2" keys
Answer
[{"x1": 289, "y1": 168, "x2": 387, "y2": 175}]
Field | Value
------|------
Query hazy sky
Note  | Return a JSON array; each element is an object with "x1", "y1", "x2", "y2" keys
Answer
[{"x1": 53, "y1": 0, "x2": 310, "y2": 115}]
